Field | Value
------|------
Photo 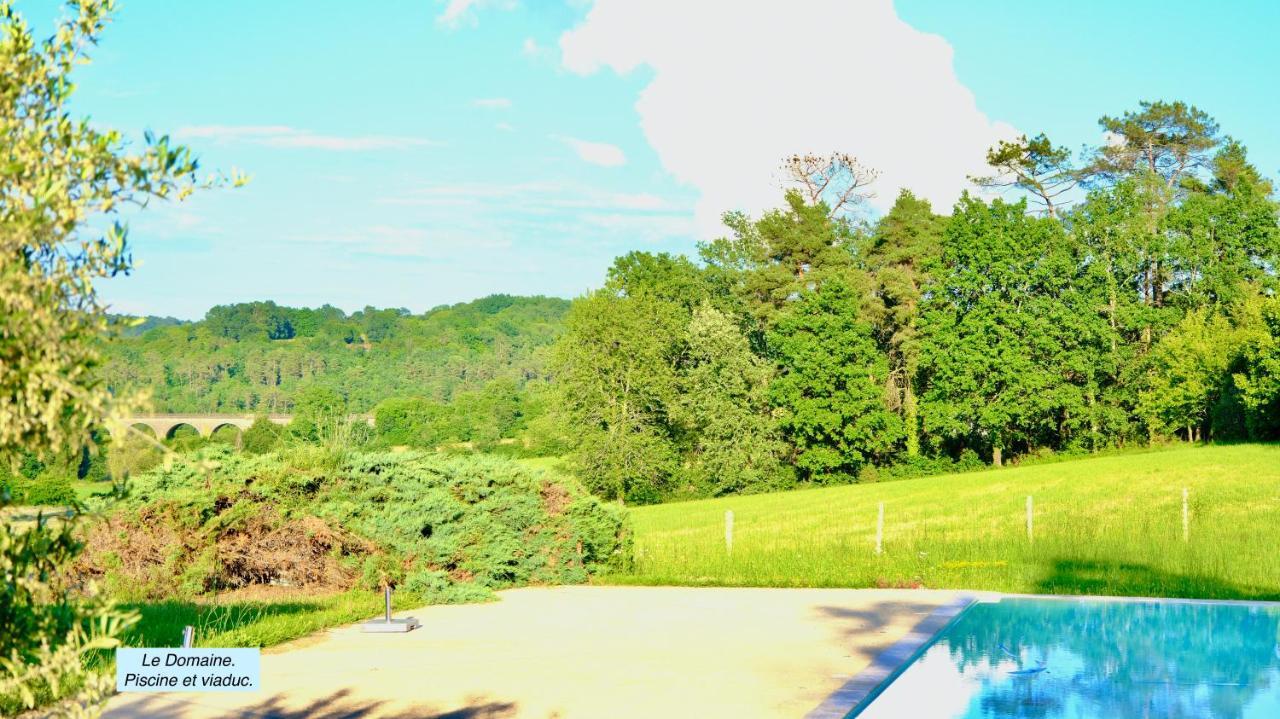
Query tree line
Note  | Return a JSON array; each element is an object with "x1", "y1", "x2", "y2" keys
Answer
[
  {"x1": 99, "y1": 294, "x2": 568, "y2": 442},
  {"x1": 550, "y1": 101, "x2": 1280, "y2": 502}
]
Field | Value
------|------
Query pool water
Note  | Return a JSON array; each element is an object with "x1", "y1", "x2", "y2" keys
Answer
[{"x1": 851, "y1": 598, "x2": 1280, "y2": 719}]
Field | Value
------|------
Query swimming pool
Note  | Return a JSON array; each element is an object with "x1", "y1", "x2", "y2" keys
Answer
[{"x1": 849, "y1": 597, "x2": 1280, "y2": 718}]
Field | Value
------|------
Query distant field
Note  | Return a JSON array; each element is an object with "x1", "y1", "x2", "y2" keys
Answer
[{"x1": 608, "y1": 444, "x2": 1280, "y2": 600}]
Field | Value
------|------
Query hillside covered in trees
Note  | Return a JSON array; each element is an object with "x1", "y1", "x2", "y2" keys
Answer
[{"x1": 100, "y1": 294, "x2": 568, "y2": 418}]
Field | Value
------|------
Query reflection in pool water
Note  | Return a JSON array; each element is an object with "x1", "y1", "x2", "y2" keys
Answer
[{"x1": 853, "y1": 598, "x2": 1280, "y2": 719}]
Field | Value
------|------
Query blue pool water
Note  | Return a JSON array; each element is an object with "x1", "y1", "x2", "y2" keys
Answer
[{"x1": 852, "y1": 598, "x2": 1280, "y2": 718}]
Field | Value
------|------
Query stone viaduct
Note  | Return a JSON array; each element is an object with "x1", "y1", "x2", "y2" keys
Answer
[{"x1": 120, "y1": 414, "x2": 292, "y2": 439}]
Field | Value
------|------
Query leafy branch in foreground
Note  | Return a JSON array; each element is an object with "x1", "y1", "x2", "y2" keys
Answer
[{"x1": 1, "y1": 0, "x2": 238, "y2": 714}]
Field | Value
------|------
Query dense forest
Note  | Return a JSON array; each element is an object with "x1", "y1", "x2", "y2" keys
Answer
[
  {"x1": 99, "y1": 295, "x2": 568, "y2": 446},
  {"x1": 551, "y1": 101, "x2": 1280, "y2": 502}
]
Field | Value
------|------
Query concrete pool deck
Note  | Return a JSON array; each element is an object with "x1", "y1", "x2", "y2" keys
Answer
[{"x1": 103, "y1": 586, "x2": 965, "y2": 719}]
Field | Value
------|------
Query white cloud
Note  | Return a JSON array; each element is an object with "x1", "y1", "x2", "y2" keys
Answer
[
  {"x1": 553, "y1": 135, "x2": 627, "y2": 167},
  {"x1": 577, "y1": 212, "x2": 697, "y2": 243},
  {"x1": 436, "y1": 0, "x2": 516, "y2": 28},
  {"x1": 176, "y1": 125, "x2": 439, "y2": 151},
  {"x1": 559, "y1": 0, "x2": 1018, "y2": 235},
  {"x1": 380, "y1": 182, "x2": 680, "y2": 214},
  {"x1": 296, "y1": 224, "x2": 510, "y2": 259},
  {"x1": 521, "y1": 37, "x2": 554, "y2": 61},
  {"x1": 495, "y1": 122, "x2": 515, "y2": 132},
  {"x1": 473, "y1": 97, "x2": 512, "y2": 110}
]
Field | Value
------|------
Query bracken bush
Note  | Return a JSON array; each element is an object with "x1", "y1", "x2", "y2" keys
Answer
[{"x1": 76, "y1": 446, "x2": 632, "y2": 604}]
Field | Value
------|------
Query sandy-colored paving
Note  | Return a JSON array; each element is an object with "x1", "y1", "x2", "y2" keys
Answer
[{"x1": 103, "y1": 586, "x2": 960, "y2": 719}]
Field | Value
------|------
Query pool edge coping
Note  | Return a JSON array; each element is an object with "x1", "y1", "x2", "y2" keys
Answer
[{"x1": 804, "y1": 593, "x2": 980, "y2": 719}]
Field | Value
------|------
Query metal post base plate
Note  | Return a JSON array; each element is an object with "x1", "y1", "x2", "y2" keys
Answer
[{"x1": 361, "y1": 617, "x2": 420, "y2": 633}]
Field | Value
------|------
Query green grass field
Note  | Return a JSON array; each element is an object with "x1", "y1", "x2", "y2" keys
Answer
[
  {"x1": 608, "y1": 444, "x2": 1280, "y2": 600},
  {"x1": 119, "y1": 590, "x2": 423, "y2": 650}
]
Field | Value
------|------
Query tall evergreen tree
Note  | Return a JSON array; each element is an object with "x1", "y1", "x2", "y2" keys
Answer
[
  {"x1": 699, "y1": 190, "x2": 855, "y2": 328},
  {"x1": 862, "y1": 190, "x2": 946, "y2": 457}
]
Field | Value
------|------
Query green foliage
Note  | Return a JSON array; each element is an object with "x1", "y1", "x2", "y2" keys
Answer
[
  {"x1": 919, "y1": 196, "x2": 1113, "y2": 463},
  {"x1": 1232, "y1": 296, "x2": 1280, "y2": 439},
  {"x1": 1085, "y1": 100, "x2": 1221, "y2": 188},
  {"x1": 98, "y1": 295, "x2": 569, "y2": 418},
  {"x1": 4, "y1": 472, "x2": 76, "y2": 506},
  {"x1": 1136, "y1": 305, "x2": 1251, "y2": 440},
  {"x1": 89, "y1": 98, "x2": 1280, "y2": 508},
  {"x1": 0, "y1": 1, "x2": 238, "y2": 714},
  {"x1": 770, "y1": 278, "x2": 901, "y2": 481},
  {"x1": 672, "y1": 303, "x2": 788, "y2": 496},
  {"x1": 970, "y1": 133, "x2": 1077, "y2": 216},
  {"x1": 552, "y1": 288, "x2": 685, "y2": 502},
  {"x1": 861, "y1": 190, "x2": 945, "y2": 457},
  {"x1": 78, "y1": 448, "x2": 631, "y2": 602},
  {"x1": 241, "y1": 416, "x2": 284, "y2": 454},
  {"x1": 699, "y1": 189, "x2": 855, "y2": 328}
]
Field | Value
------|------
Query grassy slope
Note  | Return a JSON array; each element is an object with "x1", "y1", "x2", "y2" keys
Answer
[{"x1": 608, "y1": 444, "x2": 1280, "y2": 600}]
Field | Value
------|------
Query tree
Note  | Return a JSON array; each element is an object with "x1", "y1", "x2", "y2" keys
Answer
[
  {"x1": 919, "y1": 196, "x2": 1110, "y2": 464},
  {"x1": 605, "y1": 251, "x2": 709, "y2": 309},
  {"x1": 780, "y1": 152, "x2": 878, "y2": 220},
  {"x1": 1084, "y1": 100, "x2": 1222, "y2": 190},
  {"x1": 672, "y1": 303, "x2": 787, "y2": 496},
  {"x1": 0, "y1": 1, "x2": 236, "y2": 714},
  {"x1": 1164, "y1": 141, "x2": 1280, "y2": 308},
  {"x1": 551, "y1": 290, "x2": 683, "y2": 503},
  {"x1": 862, "y1": 190, "x2": 946, "y2": 457},
  {"x1": 770, "y1": 278, "x2": 901, "y2": 482},
  {"x1": 1233, "y1": 296, "x2": 1280, "y2": 440},
  {"x1": 1137, "y1": 308, "x2": 1240, "y2": 442},
  {"x1": 288, "y1": 385, "x2": 347, "y2": 444},
  {"x1": 699, "y1": 190, "x2": 856, "y2": 328},
  {"x1": 970, "y1": 133, "x2": 1077, "y2": 217}
]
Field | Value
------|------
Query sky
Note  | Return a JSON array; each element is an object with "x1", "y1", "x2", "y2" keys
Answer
[{"x1": 23, "y1": 0, "x2": 1280, "y2": 319}]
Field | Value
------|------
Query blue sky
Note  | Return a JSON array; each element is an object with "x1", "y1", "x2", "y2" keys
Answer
[{"x1": 24, "y1": 0, "x2": 1280, "y2": 319}]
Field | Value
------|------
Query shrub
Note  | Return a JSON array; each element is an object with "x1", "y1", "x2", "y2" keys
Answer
[
  {"x1": 167, "y1": 425, "x2": 204, "y2": 453},
  {"x1": 2, "y1": 471, "x2": 76, "y2": 506},
  {"x1": 75, "y1": 448, "x2": 632, "y2": 601},
  {"x1": 879, "y1": 449, "x2": 988, "y2": 481},
  {"x1": 22, "y1": 473, "x2": 77, "y2": 506},
  {"x1": 242, "y1": 416, "x2": 284, "y2": 454}
]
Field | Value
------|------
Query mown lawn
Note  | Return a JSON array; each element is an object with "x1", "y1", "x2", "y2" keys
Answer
[{"x1": 607, "y1": 444, "x2": 1280, "y2": 600}]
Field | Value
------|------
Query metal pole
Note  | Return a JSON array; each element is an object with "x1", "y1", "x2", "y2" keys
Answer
[
  {"x1": 875, "y1": 502, "x2": 884, "y2": 556},
  {"x1": 384, "y1": 585, "x2": 393, "y2": 622},
  {"x1": 725, "y1": 510, "x2": 734, "y2": 555},
  {"x1": 181, "y1": 625, "x2": 194, "y2": 648}
]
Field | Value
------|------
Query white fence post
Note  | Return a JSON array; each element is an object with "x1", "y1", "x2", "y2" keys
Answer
[
  {"x1": 1026, "y1": 495, "x2": 1034, "y2": 544},
  {"x1": 875, "y1": 502, "x2": 884, "y2": 556},
  {"x1": 725, "y1": 510, "x2": 734, "y2": 555}
]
